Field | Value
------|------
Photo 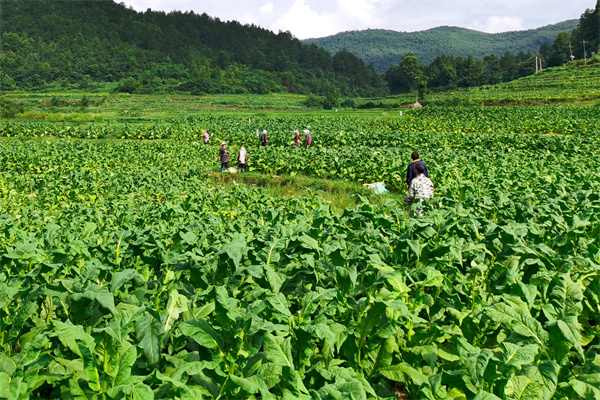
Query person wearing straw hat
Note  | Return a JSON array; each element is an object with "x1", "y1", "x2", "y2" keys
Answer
[
  {"x1": 219, "y1": 142, "x2": 229, "y2": 172},
  {"x1": 294, "y1": 130, "x2": 300, "y2": 147},
  {"x1": 304, "y1": 129, "x2": 312, "y2": 147}
]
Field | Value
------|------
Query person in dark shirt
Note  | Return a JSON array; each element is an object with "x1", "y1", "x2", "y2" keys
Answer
[
  {"x1": 404, "y1": 162, "x2": 434, "y2": 216},
  {"x1": 219, "y1": 142, "x2": 229, "y2": 172},
  {"x1": 260, "y1": 130, "x2": 268, "y2": 147},
  {"x1": 406, "y1": 151, "x2": 429, "y2": 190}
]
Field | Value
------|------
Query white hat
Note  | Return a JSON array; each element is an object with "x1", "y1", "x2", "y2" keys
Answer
[
  {"x1": 304, "y1": 129, "x2": 310, "y2": 134},
  {"x1": 263, "y1": 130, "x2": 268, "y2": 134},
  {"x1": 221, "y1": 142, "x2": 226, "y2": 145}
]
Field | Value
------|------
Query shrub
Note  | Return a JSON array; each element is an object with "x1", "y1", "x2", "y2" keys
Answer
[
  {"x1": 303, "y1": 94, "x2": 325, "y2": 109},
  {"x1": 0, "y1": 96, "x2": 24, "y2": 118}
]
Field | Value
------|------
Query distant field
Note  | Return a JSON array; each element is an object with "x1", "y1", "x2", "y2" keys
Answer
[{"x1": 2, "y1": 63, "x2": 597, "y2": 124}]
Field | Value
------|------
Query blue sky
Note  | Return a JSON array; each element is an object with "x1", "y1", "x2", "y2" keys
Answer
[{"x1": 122, "y1": 0, "x2": 595, "y2": 39}]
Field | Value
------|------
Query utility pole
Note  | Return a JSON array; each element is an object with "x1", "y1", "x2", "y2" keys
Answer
[
  {"x1": 568, "y1": 44, "x2": 575, "y2": 61},
  {"x1": 535, "y1": 56, "x2": 542, "y2": 73},
  {"x1": 582, "y1": 40, "x2": 588, "y2": 64}
]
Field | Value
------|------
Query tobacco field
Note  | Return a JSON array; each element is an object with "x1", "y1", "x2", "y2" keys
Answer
[{"x1": 1, "y1": 67, "x2": 600, "y2": 399}]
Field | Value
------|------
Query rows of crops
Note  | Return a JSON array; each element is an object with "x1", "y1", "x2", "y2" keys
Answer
[
  {"x1": 1, "y1": 113, "x2": 599, "y2": 400},
  {"x1": 1, "y1": 103, "x2": 598, "y2": 142}
]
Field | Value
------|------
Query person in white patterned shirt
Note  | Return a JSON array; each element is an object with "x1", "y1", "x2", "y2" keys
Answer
[{"x1": 404, "y1": 163, "x2": 434, "y2": 216}]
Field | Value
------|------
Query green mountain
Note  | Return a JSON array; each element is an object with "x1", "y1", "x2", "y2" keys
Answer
[{"x1": 304, "y1": 20, "x2": 579, "y2": 72}]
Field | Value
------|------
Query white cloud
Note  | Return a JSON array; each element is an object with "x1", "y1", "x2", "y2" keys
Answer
[
  {"x1": 470, "y1": 16, "x2": 525, "y2": 33},
  {"x1": 270, "y1": 0, "x2": 396, "y2": 39},
  {"x1": 121, "y1": 0, "x2": 596, "y2": 39},
  {"x1": 271, "y1": 0, "x2": 340, "y2": 39},
  {"x1": 260, "y1": 3, "x2": 274, "y2": 15}
]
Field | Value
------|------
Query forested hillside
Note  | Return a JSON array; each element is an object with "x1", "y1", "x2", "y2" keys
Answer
[
  {"x1": 1, "y1": 0, "x2": 596, "y2": 98},
  {"x1": 304, "y1": 21, "x2": 579, "y2": 72},
  {"x1": 0, "y1": 0, "x2": 387, "y2": 96}
]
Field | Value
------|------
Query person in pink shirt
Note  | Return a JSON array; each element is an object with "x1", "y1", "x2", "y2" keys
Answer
[{"x1": 304, "y1": 129, "x2": 312, "y2": 147}]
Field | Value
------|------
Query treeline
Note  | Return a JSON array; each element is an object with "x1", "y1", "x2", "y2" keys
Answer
[
  {"x1": 386, "y1": 52, "x2": 538, "y2": 95},
  {"x1": 384, "y1": 1, "x2": 599, "y2": 95},
  {"x1": 0, "y1": 0, "x2": 597, "y2": 100},
  {"x1": 0, "y1": 0, "x2": 387, "y2": 97}
]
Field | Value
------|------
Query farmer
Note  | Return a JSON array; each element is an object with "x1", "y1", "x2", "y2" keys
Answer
[
  {"x1": 304, "y1": 129, "x2": 312, "y2": 147},
  {"x1": 294, "y1": 130, "x2": 300, "y2": 147},
  {"x1": 404, "y1": 163, "x2": 434, "y2": 216},
  {"x1": 260, "y1": 130, "x2": 268, "y2": 147},
  {"x1": 219, "y1": 142, "x2": 229, "y2": 172},
  {"x1": 238, "y1": 147, "x2": 248, "y2": 173},
  {"x1": 202, "y1": 129, "x2": 209, "y2": 144},
  {"x1": 406, "y1": 151, "x2": 429, "y2": 190}
]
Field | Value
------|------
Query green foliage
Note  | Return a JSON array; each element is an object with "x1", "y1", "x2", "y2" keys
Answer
[
  {"x1": 0, "y1": 97, "x2": 24, "y2": 118},
  {"x1": 303, "y1": 95, "x2": 326, "y2": 109},
  {"x1": 340, "y1": 98, "x2": 356, "y2": 108},
  {"x1": 0, "y1": 124, "x2": 599, "y2": 398},
  {"x1": 323, "y1": 87, "x2": 341, "y2": 110},
  {"x1": 385, "y1": 52, "x2": 427, "y2": 94},
  {"x1": 0, "y1": 64, "x2": 599, "y2": 399}
]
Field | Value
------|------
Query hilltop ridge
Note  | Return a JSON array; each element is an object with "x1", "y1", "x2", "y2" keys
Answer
[{"x1": 304, "y1": 20, "x2": 579, "y2": 71}]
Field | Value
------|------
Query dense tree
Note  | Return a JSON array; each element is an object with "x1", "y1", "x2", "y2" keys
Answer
[
  {"x1": 482, "y1": 54, "x2": 503, "y2": 85},
  {"x1": 540, "y1": 31, "x2": 572, "y2": 67},
  {"x1": 385, "y1": 52, "x2": 427, "y2": 95},
  {"x1": 427, "y1": 55, "x2": 458, "y2": 89}
]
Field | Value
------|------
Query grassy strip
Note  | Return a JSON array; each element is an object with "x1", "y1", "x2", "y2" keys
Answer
[{"x1": 205, "y1": 170, "x2": 404, "y2": 212}]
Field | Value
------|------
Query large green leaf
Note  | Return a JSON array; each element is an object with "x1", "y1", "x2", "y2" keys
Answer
[
  {"x1": 570, "y1": 373, "x2": 600, "y2": 399},
  {"x1": 263, "y1": 333, "x2": 294, "y2": 368},
  {"x1": 523, "y1": 361, "x2": 559, "y2": 400},
  {"x1": 114, "y1": 345, "x2": 137, "y2": 386},
  {"x1": 179, "y1": 319, "x2": 224, "y2": 352},
  {"x1": 379, "y1": 362, "x2": 428, "y2": 386},
  {"x1": 486, "y1": 297, "x2": 549, "y2": 350},
  {"x1": 504, "y1": 375, "x2": 543, "y2": 400},
  {"x1": 163, "y1": 289, "x2": 189, "y2": 332},
  {"x1": 135, "y1": 313, "x2": 163, "y2": 367},
  {"x1": 318, "y1": 380, "x2": 367, "y2": 400},
  {"x1": 503, "y1": 342, "x2": 538, "y2": 367}
]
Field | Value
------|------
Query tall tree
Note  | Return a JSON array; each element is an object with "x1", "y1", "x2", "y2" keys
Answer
[
  {"x1": 428, "y1": 55, "x2": 458, "y2": 89},
  {"x1": 546, "y1": 31, "x2": 572, "y2": 67},
  {"x1": 385, "y1": 52, "x2": 427, "y2": 95}
]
